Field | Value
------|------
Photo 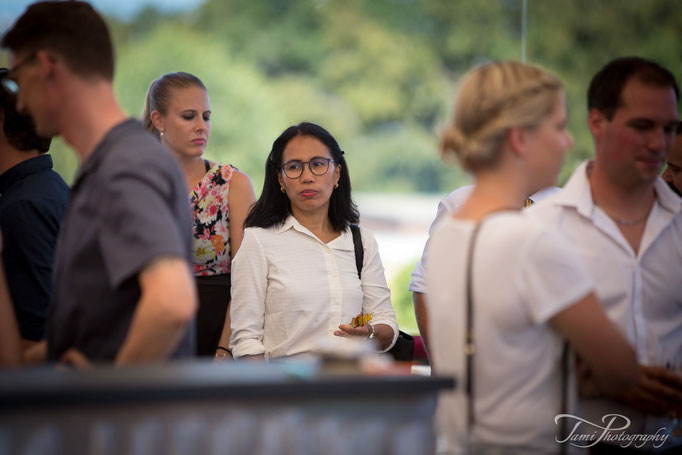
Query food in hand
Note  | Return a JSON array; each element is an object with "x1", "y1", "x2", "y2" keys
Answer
[{"x1": 350, "y1": 312, "x2": 372, "y2": 328}]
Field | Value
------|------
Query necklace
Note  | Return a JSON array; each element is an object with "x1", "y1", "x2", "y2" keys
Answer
[
  {"x1": 600, "y1": 208, "x2": 649, "y2": 226},
  {"x1": 610, "y1": 214, "x2": 648, "y2": 226}
]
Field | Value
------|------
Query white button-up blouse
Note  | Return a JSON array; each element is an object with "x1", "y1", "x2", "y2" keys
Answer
[{"x1": 229, "y1": 215, "x2": 398, "y2": 359}]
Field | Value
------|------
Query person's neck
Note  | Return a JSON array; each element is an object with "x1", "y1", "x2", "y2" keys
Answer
[
  {"x1": 588, "y1": 160, "x2": 655, "y2": 220},
  {"x1": 175, "y1": 154, "x2": 206, "y2": 191},
  {"x1": 0, "y1": 142, "x2": 40, "y2": 175},
  {"x1": 291, "y1": 208, "x2": 335, "y2": 241},
  {"x1": 455, "y1": 169, "x2": 526, "y2": 221},
  {"x1": 59, "y1": 79, "x2": 127, "y2": 164}
]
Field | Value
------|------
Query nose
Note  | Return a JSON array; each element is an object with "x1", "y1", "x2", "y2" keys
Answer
[
  {"x1": 300, "y1": 163, "x2": 315, "y2": 182},
  {"x1": 196, "y1": 117, "x2": 208, "y2": 133},
  {"x1": 565, "y1": 130, "x2": 574, "y2": 149},
  {"x1": 15, "y1": 96, "x2": 26, "y2": 115},
  {"x1": 648, "y1": 127, "x2": 666, "y2": 151}
]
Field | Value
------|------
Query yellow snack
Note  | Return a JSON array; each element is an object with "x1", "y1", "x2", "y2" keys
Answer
[{"x1": 350, "y1": 312, "x2": 372, "y2": 328}]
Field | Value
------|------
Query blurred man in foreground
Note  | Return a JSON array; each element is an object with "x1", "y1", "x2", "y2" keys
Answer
[{"x1": 1, "y1": 1, "x2": 197, "y2": 365}]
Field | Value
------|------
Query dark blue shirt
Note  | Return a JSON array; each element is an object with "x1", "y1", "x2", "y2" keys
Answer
[{"x1": 0, "y1": 154, "x2": 69, "y2": 341}]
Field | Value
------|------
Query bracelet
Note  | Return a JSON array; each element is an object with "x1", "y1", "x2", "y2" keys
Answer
[
  {"x1": 216, "y1": 346, "x2": 232, "y2": 355},
  {"x1": 367, "y1": 323, "x2": 376, "y2": 340}
]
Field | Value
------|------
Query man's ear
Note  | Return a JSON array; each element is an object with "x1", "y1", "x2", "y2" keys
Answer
[
  {"x1": 587, "y1": 108, "x2": 607, "y2": 138},
  {"x1": 35, "y1": 50, "x2": 57, "y2": 83}
]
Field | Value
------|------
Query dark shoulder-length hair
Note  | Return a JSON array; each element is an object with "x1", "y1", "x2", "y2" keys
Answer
[{"x1": 245, "y1": 122, "x2": 359, "y2": 231}]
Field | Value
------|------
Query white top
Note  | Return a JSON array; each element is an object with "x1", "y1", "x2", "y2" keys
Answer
[
  {"x1": 528, "y1": 160, "x2": 682, "y2": 443},
  {"x1": 426, "y1": 212, "x2": 594, "y2": 453},
  {"x1": 409, "y1": 185, "x2": 560, "y2": 293},
  {"x1": 229, "y1": 215, "x2": 398, "y2": 359}
]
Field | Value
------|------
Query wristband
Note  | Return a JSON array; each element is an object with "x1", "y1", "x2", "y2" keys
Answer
[
  {"x1": 216, "y1": 346, "x2": 232, "y2": 355},
  {"x1": 367, "y1": 323, "x2": 376, "y2": 340}
]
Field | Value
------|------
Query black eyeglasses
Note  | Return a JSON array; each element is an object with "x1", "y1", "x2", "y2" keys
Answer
[
  {"x1": 281, "y1": 157, "x2": 336, "y2": 179},
  {"x1": 1, "y1": 53, "x2": 37, "y2": 95}
]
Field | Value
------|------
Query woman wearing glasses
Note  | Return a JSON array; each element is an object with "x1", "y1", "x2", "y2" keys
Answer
[
  {"x1": 143, "y1": 72, "x2": 256, "y2": 358},
  {"x1": 426, "y1": 61, "x2": 640, "y2": 453},
  {"x1": 223, "y1": 122, "x2": 397, "y2": 360}
]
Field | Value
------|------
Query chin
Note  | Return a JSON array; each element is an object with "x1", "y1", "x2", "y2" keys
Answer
[
  {"x1": 36, "y1": 123, "x2": 59, "y2": 139},
  {"x1": 183, "y1": 148, "x2": 205, "y2": 158}
]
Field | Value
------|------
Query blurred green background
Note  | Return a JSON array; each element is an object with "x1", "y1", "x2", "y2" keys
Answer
[{"x1": 2, "y1": 0, "x2": 681, "y2": 333}]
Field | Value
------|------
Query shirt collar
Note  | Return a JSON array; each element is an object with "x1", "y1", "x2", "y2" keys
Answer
[
  {"x1": 71, "y1": 118, "x2": 139, "y2": 192},
  {"x1": 654, "y1": 176, "x2": 682, "y2": 214},
  {"x1": 551, "y1": 159, "x2": 682, "y2": 217},
  {"x1": 274, "y1": 215, "x2": 354, "y2": 250},
  {"x1": 0, "y1": 154, "x2": 54, "y2": 194},
  {"x1": 551, "y1": 160, "x2": 596, "y2": 219}
]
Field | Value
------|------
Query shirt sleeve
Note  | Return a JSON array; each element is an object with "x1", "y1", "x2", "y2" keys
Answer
[
  {"x1": 360, "y1": 228, "x2": 399, "y2": 351},
  {"x1": 518, "y1": 225, "x2": 595, "y2": 324},
  {"x1": 408, "y1": 197, "x2": 452, "y2": 293},
  {"x1": 99, "y1": 160, "x2": 190, "y2": 288},
  {"x1": 229, "y1": 228, "x2": 268, "y2": 357},
  {"x1": 1, "y1": 200, "x2": 59, "y2": 340}
]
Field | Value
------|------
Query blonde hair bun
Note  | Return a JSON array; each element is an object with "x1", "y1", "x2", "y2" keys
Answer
[{"x1": 440, "y1": 61, "x2": 563, "y2": 173}]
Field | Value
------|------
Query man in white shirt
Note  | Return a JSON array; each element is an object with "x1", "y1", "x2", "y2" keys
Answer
[
  {"x1": 529, "y1": 56, "x2": 682, "y2": 453},
  {"x1": 409, "y1": 185, "x2": 558, "y2": 361}
]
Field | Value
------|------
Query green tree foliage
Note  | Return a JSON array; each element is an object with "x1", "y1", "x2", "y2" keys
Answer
[
  {"x1": 391, "y1": 259, "x2": 419, "y2": 334},
  {"x1": 3, "y1": 0, "x2": 681, "y2": 190}
]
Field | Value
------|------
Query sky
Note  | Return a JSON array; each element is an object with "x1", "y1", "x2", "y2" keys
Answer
[{"x1": 1, "y1": 0, "x2": 206, "y2": 25}]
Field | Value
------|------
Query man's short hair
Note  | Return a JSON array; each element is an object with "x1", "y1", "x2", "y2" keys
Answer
[
  {"x1": 0, "y1": 69, "x2": 51, "y2": 153},
  {"x1": 1, "y1": 1, "x2": 114, "y2": 81},
  {"x1": 587, "y1": 57, "x2": 679, "y2": 120}
]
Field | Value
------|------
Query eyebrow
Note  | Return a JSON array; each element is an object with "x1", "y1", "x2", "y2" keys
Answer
[
  {"x1": 666, "y1": 162, "x2": 682, "y2": 171},
  {"x1": 625, "y1": 117, "x2": 679, "y2": 128}
]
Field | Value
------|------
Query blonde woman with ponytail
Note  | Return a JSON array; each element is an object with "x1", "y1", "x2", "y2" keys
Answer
[
  {"x1": 143, "y1": 72, "x2": 255, "y2": 358},
  {"x1": 425, "y1": 61, "x2": 640, "y2": 453}
]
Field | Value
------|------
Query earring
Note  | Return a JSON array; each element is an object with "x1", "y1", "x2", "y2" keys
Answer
[
  {"x1": 334, "y1": 183, "x2": 339, "y2": 189},
  {"x1": 160, "y1": 130, "x2": 164, "y2": 137},
  {"x1": 281, "y1": 187, "x2": 286, "y2": 193}
]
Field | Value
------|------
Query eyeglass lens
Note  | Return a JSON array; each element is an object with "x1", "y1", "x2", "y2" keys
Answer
[{"x1": 283, "y1": 158, "x2": 332, "y2": 178}]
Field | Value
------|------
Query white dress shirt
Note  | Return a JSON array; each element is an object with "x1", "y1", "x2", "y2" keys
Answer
[
  {"x1": 409, "y1": 185, "x2": 560, "y2": 293},
  {"x1": 229, "y1": 215, "x2": 398, "y2": 359},
  {"x1": 528, "y1": 161, "x2": 682, "y2": 447}
]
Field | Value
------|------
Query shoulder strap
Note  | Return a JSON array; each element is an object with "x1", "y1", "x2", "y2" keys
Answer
[
  {"x1": 559, "y1": 342, "x2": 569, "y2": 455},
  {"x1": 350, "y1": 224, "x2": 363, "y2": 279},
  {"x1": 463, "y1": 209, "x2": 516, "y2": 434},
  {"x1": 203, "y1": 159, "x2": 211, "y2": 172},
  {"x1": 464, "y1": 210, "x2": 570, "y2": 455},
  {"x1": 464, "y1": 221, "x2": 485, "y2": 432}
]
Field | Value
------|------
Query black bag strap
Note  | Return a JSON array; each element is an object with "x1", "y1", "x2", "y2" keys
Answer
[
  {"x1": 350, "y1": 223, "x2": 414, "y2": 361},
  {"x1": 203, "y1": 159, "x2": 211, "y2": 172},
  {"x1": 464, "y1": 211, "x2": 569, "y2": 454},
  {"x1": 350, "y1": 224, "x2": 363, "y2": 279},
  {"x1": 559, "y1": 342, "x2": 569, "y2": 455},
  {"x1": 464, "y1": 220, "x2": 485, "y2": 431}
]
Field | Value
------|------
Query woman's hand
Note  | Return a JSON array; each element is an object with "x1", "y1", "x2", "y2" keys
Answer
[
  {"x1": 335, "y1": 323, "x2": 395, "y2": 352},
  {"x1": 334, "y1": 323, "x2": 372, "y2": 339},
  {"x1": 59, "y1": 348, "x2": 92, "y2": 369}
]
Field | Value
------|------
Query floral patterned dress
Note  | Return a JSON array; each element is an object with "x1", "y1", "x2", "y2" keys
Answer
[
  {"x1": 190, "y1": 161, "x2": 236, "y2": 356},
  {"x1": 191, "y1": 163, "x2": 235, "y2": 276}
]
